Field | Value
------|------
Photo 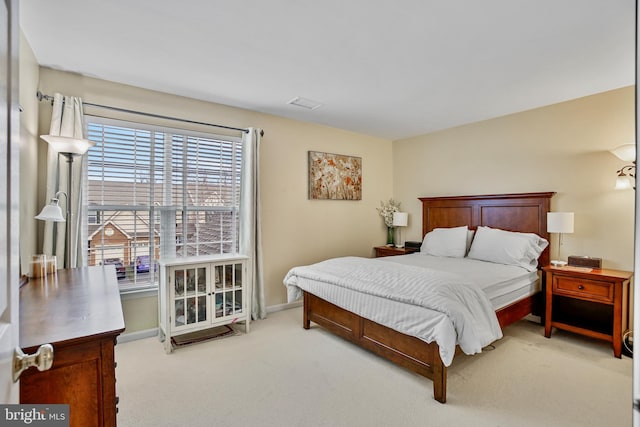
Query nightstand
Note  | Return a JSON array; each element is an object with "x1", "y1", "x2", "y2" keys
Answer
[
  {"x1": 543, "y1": 265, "x2": 632, "y2": 358},
  {"x1": 374, "y1": 246, "x2": 418, "y2": 258}
]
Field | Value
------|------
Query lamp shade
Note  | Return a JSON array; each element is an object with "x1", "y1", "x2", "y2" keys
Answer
[
  {"x1": 392, "y1": 212, "x2": 408, "y2": 227},
  {"x1": 35, "y1": 199, "x2": 65, "y2": 222},
  {"x1": 615, "y1": 175, "x2": 634, "y2": 190},
  {"x1": 610, "y1": 144, "x2": 636, "y2": 162},
  {"x1": 41, "y1": 134, "x2": 95, "y2": 155},
  {"x1": 547, "y1": 212, "x2": 574, "y2": 234}
]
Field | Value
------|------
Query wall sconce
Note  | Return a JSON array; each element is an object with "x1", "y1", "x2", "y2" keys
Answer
[
  {"x1": 610, "y1": 143, "x2": 636, "y2": 190},
  {"x1": 615, "y1": 165, "x2": 636, "y2": 190},
  {"x1": 392, "y1": 212, "x2": 408, "y2": 248}
]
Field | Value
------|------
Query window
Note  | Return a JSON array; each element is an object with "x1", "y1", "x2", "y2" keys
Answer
[
  {"x1": 88, "y1": 210, "x2": 102, "y2": 225},
  {"x1": 85, "y1": 116, "x2": 243, "y2": 291}
]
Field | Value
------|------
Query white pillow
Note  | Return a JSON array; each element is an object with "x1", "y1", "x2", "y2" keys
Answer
[
  {"x1": 467, "y1": 226, "x2": 548, "y2": 271},
  {"x1": 420, "y1": 226, "x2": 469, "y2": 258}
]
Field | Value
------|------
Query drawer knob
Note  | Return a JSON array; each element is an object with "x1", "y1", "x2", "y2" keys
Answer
[{"x1": 578, "y1": 285, "x2": 584, "y2": 290}]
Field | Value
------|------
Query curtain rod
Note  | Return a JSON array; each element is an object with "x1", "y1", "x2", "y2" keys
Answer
[{"x1": 36, "y1": 91, "x2": 264, "y2": 136}]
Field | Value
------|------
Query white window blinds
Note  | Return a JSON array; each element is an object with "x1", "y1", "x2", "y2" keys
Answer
[{"x1": 85, "y1": 116, "x2": 243, "y2": 290}]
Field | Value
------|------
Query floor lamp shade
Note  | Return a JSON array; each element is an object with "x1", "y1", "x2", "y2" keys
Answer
[
  {"x1": 40, "y1": 134, "x2": 95, "y2": 155},
  {"x1": 610, "y1": 143, "x2": 636, "y2": 162}
]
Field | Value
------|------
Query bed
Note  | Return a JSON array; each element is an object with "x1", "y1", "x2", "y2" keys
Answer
[{"x1": 284, "y1": 192, "x2": 554, "y2": 403}]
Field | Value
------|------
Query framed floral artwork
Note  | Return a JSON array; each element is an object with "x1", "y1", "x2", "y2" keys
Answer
[{"x1": 308, "y1": 151, "x2": 362, "y2": 200}]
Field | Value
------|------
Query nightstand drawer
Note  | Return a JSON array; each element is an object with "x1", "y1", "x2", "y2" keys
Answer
[
  {"x1": 375, "y1": 247, "x2": 399, "y2": 257},
  {"x1": 552, "y1": 276, "x2": 613, "y2": 303}
]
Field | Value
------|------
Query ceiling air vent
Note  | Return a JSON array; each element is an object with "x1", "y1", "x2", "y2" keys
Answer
[{"x1": 287, "y1": 97, "x2": 322, "y2": 110}]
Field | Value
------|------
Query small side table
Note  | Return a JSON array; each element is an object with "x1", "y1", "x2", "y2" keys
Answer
[
  {"x1": 543, "y1": 265, "x2": 632, "y2": 358},
  {"x1": 374, "y1": 246, "x2": 418, "y2": 258}
]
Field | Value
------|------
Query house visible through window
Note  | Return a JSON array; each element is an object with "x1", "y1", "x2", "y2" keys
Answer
[{"x1": 86, "y1": 116, "x2": 243, "y2": 291}]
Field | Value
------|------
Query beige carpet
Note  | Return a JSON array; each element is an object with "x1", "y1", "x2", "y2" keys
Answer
[{"x1": 115, "y1": 307, "x2": 632, "y2": 427}]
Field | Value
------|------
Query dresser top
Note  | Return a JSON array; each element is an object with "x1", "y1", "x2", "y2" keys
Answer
[{"x1": 20, "y1": 266, "x2": 125, "y2": 350}]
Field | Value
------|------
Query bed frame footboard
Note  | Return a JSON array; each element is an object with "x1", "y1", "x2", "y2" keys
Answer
[{"x1": 303, "y1": 291, "x2": 448, "y2": 403}]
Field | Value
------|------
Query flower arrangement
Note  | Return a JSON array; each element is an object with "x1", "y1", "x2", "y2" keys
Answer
[{"x1": 377, "y1": 199, "x2": 401, "y2": 227}]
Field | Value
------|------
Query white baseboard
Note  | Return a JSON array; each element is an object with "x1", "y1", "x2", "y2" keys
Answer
[
  {"x1": 118, "y1": 328, "x2": 159, "y2": 344},
  {"x1": 119, "y1": 301, "x2": 303, "y2": 343},
  {"x1": 266, "y1": 300, "x2": 302, "y2": 313}
]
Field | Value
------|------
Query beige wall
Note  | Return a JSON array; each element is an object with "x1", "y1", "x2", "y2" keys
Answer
[
  {"x1": 20, "y1": 50, "x2": 635, "y2": 334},
  {"x1": 18, "y1": 31, "x2": 40, "y2": 276},
  {"x1": 393, "y1": 87, "x2": 635, "y2": 271},
  {"x1": 32, "y1": 68, "x2": 393, "y2": 333}
]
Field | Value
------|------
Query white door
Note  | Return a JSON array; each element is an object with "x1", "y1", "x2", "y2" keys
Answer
[{"x1": 0, "y1": 0, "x2": 20, "y2": 403}]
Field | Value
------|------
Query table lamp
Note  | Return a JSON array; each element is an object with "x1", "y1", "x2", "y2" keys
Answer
[
  {"x1": 393, "y1": 212, "x2": 408, "y2": 248},
  {"x1": 547, "y1": 212, "x2": 574, "y2": 267}
]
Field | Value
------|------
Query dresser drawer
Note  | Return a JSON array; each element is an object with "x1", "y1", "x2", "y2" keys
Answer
[{"x1": 552, "y1": 276, "x2": 614, "y2": 303}]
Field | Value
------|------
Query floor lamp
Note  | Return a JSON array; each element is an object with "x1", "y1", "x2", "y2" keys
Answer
[{"x1": 35, "y1": 135, "x2": 95, "y2": 269}]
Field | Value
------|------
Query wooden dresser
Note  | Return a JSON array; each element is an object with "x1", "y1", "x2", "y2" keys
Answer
[{"x1": 19, "y1": 266, "x2": 126, "y2": 427}]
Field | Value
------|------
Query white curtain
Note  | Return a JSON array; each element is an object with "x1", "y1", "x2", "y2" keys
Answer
[
  {"x1": 42, "y1": 93, "x2": 87, "y2": 268},
  {"x1": 240, "y1": 128, "x2": 266, "y2": 320}
]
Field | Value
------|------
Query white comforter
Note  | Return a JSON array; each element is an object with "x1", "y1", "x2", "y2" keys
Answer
[{"x1": 283, "y1": 256, "x2": 503, "y2": 366}]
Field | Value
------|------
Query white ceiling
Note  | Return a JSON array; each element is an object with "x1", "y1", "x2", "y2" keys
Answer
[{"x1": 19, "y1": 0, "x2": 635, "y2": 140}]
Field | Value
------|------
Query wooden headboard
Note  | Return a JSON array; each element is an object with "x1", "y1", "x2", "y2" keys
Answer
[{"x1": 418, "y1": 192, "x2": 555, "y2": 268}]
